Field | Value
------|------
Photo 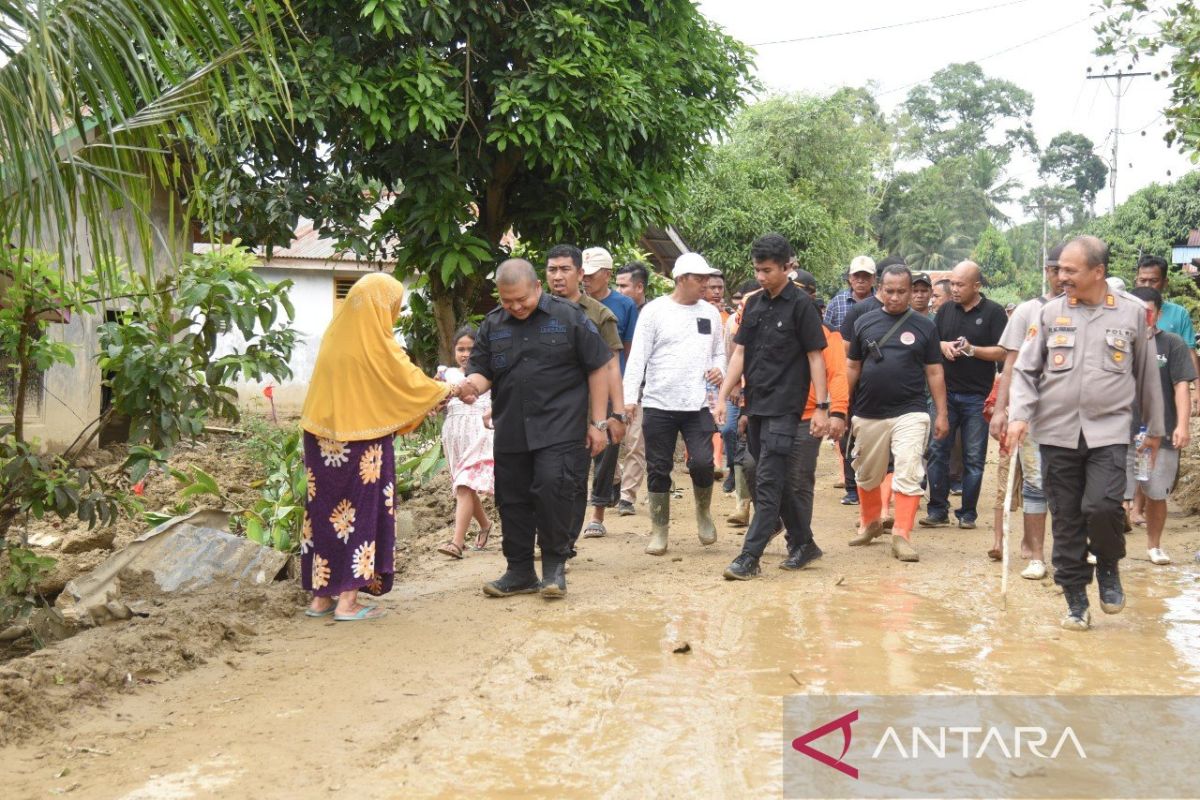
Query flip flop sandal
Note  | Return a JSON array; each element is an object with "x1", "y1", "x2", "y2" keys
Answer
[
  {"x1": 334, "y1": 606, "x2": 386, "y2": 622},
  {"x1": 581, "y1": 521, "x2": 606, "y2": 539},
  {"x1": 470, "y1": 524, "x2": 493, "y2": 551},
  {"x1": 304, "y1": 604, "x2": 336, "y2": 618},
  {"x1": 437, "y1": 541, "x2": 464, "y2": 559}
]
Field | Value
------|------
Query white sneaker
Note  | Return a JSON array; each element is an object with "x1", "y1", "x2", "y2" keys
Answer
[
  {"x1": 1021, "y1": 560, "x2": 1047, "y2": 580},
  {"x1": 1148, "y1": 547, "x2": 1171, "y2": 565}
]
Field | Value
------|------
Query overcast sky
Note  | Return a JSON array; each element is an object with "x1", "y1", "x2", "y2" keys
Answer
[{"x1": 696, "y1": 0, "x2": 1196, "y2": 222}]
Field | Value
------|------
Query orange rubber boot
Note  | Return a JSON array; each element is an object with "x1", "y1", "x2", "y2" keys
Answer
[
  {"x1": 858, "y1": 486, "x2": 883, "y2": 528},
  {"x1": 892, "y1": 493, "x2": 922, "y2": 541},
  {"x1": 880, "y1": 473, "x2": 894, "y2": 516}
]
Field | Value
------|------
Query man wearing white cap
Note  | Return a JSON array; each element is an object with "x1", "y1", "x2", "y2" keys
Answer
[
  {"x1": 824, "y1": 255, "x2": 877, "y2": 332},
  {"x1": 580, "y1": 246, "x2": 640, "y2": 538},
  {"x1": 622, "y1": 252, "x2": 726, "y2": 555}
]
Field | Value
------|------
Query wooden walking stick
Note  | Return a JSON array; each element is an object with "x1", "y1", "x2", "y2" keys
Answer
[{"x1": 1001, "y1": 447, "x2": 1019, "y2": 611}]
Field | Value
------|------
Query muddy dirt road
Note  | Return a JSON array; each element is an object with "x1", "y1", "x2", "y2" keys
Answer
[{"x1": 3, "y1": 445, "x2": 1200, "y2": 798}]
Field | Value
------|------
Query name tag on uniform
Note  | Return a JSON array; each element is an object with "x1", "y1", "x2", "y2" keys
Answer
[{"x1": 697, "y1": 318, "x2": 712, "y2": 335}]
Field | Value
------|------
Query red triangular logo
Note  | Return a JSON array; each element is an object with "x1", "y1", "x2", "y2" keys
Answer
[{"x1": 791, "y1": 709, "x2": 859, "y2": 779}]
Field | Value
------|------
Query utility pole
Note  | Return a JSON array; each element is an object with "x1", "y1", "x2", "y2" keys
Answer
[{"x1": 1087, "y1": 69, "x2": 1150, "y2": 213}]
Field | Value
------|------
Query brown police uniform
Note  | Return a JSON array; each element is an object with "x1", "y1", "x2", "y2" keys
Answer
[{"x1": 1009, "y1": 290, "x2": 1164, "y2": 588}]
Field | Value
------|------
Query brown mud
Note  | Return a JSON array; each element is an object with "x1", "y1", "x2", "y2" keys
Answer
[{"x1": 0, "y1": 442, "x2": 1198, "y2": 798}]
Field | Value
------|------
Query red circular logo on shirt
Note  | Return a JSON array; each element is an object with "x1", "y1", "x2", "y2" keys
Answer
[{"x1": 899, "y1": 331, "x2": 915, "y2": 346}]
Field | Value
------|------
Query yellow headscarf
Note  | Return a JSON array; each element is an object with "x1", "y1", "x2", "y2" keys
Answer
[{"x1": 300, "y1": 273, "x2": 449, "y2": 442}]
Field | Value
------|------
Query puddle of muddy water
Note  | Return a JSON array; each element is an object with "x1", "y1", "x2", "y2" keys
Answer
[{"x1": 380, "y1": 561, "x2": 1200, "y2": 798}]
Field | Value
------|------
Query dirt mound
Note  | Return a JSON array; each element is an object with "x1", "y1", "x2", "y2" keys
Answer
[
  {"x1": 1171, "y1": 420, "x2": 1200, "y2": 514},
  {"x1": 0, "y1": 575, "x2": 304, "y2": 747}
]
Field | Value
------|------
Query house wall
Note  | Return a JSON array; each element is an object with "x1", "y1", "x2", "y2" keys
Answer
[{"x1": 2, "y1": 193, "x2": 187, "y2": 450}]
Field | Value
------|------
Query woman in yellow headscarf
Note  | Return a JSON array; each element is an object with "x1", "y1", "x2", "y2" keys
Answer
[{"x1": 299, "y1": 273, "x2": 454, "y2": 621}]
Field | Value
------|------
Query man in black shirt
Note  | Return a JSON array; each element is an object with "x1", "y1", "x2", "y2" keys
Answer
[
  {"x1": 464, "y1": 259, "x2": 613, "y2": 599},
  {"x1": 715, "y1": 233, "x2": 828, "y2": 580},
  {"x1": 922, "y1": 261, "x2": 1008, "y2": 529},
  {"x1": 846, "y1": 265, "x2": 948, "y2": 561}
]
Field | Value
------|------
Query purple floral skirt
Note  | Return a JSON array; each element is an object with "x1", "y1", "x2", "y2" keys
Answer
[{"x1": 301, "y1": 432, "x2": 396, "y2": 598}]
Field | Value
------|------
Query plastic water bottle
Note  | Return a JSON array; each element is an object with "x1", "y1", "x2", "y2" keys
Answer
[{"x1": 1134, "y1": 425, "x2": 1151, "y2": 481}]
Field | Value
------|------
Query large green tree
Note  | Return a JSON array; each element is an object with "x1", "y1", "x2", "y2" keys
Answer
[
  {"x1": 677, "y1": 90, "x2": 890, "y2": 287},
  {"x1": 1038, "y1": 132, "x2": 1108, "y2": 211},
  {"x1": 193, "y1": 0, "x2": 754, "y2": 360},
  {"x1": 897, "y1": 62, "x2": 1036, "y2": 165}
]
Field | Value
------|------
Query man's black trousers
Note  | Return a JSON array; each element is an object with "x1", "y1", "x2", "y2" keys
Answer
[
  {"x1": 495, "y1": 440, "x2": 589, "y2": 572},
  {"x1": 640, "y1": 407, "x2": 716, "y2": 493},
  {"x1": 1040, "y1": 435, "x2": 1127, "y2": 588}
]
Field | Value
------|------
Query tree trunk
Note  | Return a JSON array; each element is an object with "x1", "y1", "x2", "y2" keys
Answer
[{"x1": 430, "y1": 288, "x2": 460, "y2": 367}]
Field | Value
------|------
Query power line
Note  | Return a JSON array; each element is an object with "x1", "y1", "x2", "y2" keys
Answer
[
  {"x1": 748, "y1": 0, "x2": 1034, "y2": 47},
  {"x1": 1087, "y1": 69, "x2": 1151, "y2": 213},
  {"x1": 878, "y1": 13, "x2": 1095, "y2": 97}
]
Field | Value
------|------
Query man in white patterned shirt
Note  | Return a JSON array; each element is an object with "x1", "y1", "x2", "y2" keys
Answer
[{"x1": 622, "y1": 253, "x2": 726, "y2": 556}]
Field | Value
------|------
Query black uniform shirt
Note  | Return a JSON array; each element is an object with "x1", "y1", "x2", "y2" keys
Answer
[
  {"x1": 467, "y1": 293, "x2": 613, "y2": 454},
  {"x1": 848, "y1": 309, "x2": 941, "y2": 419},
  {"x1": 934, "y1": 295, "x2": 1008, "y2": 395},
  {"x1": 734, "y1": 281, "x2": 827, "y2": 417}
]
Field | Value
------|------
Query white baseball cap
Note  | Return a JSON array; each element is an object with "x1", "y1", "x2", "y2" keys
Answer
[
  {"x1": 1106, "y1": 276, "x2": 1126, "y2": 293},
  {"x1": 671, "y1": 252, "x2": 721, "y2": 279},
  {"x1": 849, "y1": 255, "x2": 876, "y2": 275},
  {"x1": 581, "y1": 247, "x2": 614, "y2": 275}
]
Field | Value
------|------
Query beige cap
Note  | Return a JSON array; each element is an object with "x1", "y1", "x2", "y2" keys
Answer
[
  {"x1": 849, "y1": 255, "x2": 876, "y2": 275},
  {"x1": 582, "y1": 247, "x2": 614, "y2": 275}
]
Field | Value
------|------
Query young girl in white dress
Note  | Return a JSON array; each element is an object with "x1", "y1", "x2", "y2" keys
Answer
[{"x1": 436, "y1": 326, "x2": 495, "y2": 558}]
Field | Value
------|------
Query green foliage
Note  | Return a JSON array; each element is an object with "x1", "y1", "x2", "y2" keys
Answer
[
  {"x1": 972, "y1": 226, "x2": 1018, "y2": 287},
  {"x1": 0, "y1": 0, "x2": 294, "y2": 285},
  {"x1": 0, "y1": 543, "x2": 57, "y2": 630},
  {"x1": 1096, "y1": 1, "x2": 1200, "y2": 157},
  {"x1": 678, "y1": 91, "x2": 889, "y2": 287},
  {"x1": 898, "y1": 62, "x2": 1037, "y2": 165},
  {"x1": 1081, "y1": 171, "x2": 1200, "y2": 272},
  {"x1": 395, "y1": 418, "x2": 446, "y2": 497},
  {"x1": 99, "y1": 245, "x2": 298, "y2": 480},
  {"x1": 881, "y1": 160, "x2": 982, "y2": 269},
  {"x1": 1038, "y1": 132, "x2": 1109, "y2": 209},
  {"x1": 192, "y1": 0, "x2": 755, "y2": 359}
]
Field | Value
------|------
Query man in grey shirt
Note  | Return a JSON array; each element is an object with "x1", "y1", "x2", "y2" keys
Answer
[{"x1": 1007, "y1": 235, "x2": 1164, "y2": 632}]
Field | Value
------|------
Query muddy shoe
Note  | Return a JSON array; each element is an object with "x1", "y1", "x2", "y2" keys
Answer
[
  {"x1": 539, "y1": 558, "x2": 567, "y2": 599},
  {"x1": 723, "y1": 552, "x2": 760, "y2": 581},
  {"x1": 880, "y1": 517, "x2": 894, "y2": 531},
  {"x1": 848, "y1": 520, "x2": 886, "y2": 547},
  {"x1": 581, "y1": 521, "x2": 606, "y2": 539},
  {"x1": 482, "y1": 570, "x2": 541, "y2": 598},
  {"x1": 617, "y1": 500, "x2": 636, "y2": 516},
  {"x1": 780, "y1": 541, "x2": 823, "y2": 571},
  {"x1": 726, "y1": 500, "x2": 750, "y2": 527},
  {"x1": 891, "y1": 535, "x2": 919, "y2": 562},
  {"x1": 1096, "y1": 560, "x2": 1125, "y2": 614},
  {"x1": 1061, "y1": 584, "x2": 1092, "y2": 631},
  {"x1": 694, "y1": 485, "x2": 718, "y2": 546},
  {"x1": 919, "y1": 515, "x2": 949, "y2": 528},
  {"x1": 645, "y1": 492, "x2": 670, "y2": 556}
]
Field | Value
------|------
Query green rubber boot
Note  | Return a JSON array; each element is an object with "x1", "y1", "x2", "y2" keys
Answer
[
  {"x1": 646, "y1": 492, "x2": 670, "y2": 555},
  {"x1": 694, "y1": 485, "x2": 718, "y2": 546},
  {"x1": 726, "y1": 466, "x2": 750, "y2": 527}
]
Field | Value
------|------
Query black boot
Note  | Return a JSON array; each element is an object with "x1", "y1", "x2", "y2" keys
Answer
[
  {"x1": 723, "y1": 552, "x2": 760, "y2": 581},
  {"x1": 1096, "y1": 559, "x2": 1125, "y2": 614},
  {"x1": 780, "y1": 541, "x2": 824, "y2": 571},
  {"x1": 539, "y1": 556, "x2": 567, "y2": 599},
  {"x1": 482, "y1": 568, "x2": 540, "y2": 598},
  {"x1": 1061, "y1": 584, "x2": 1091, "y2": 631}
]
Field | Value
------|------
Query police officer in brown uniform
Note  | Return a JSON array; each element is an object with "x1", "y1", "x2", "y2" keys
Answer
[{"x1": 1007, "y1": 235, "x2": 1164, "y2": 631}]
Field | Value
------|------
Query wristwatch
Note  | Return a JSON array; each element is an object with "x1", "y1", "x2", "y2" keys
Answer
[
  {"x1": 591, "y1": 420, "x2": 609, "y2": 432},
  {"x1": 815, "y1": 401, "x2": 831, "y2": 410},
  {"x1": 608, "y1": 412, "x2": 628, "y2": 424},
  {"x1": 963, "y1": 343, "x2": 977, "y2": 357}
]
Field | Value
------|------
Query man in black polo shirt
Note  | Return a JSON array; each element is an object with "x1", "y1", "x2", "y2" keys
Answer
[
  {"x1": 715, "y1": 233, "x2": 829, "y2": 580},
  {"x1": 922, "y1": 260, "x2": 1007, "y2": 529},
  {"x1": 846, "y1": 265, "x2": 948, "y2": 561},
  {"x1": 464, "y1": 259, "x2": 613, "y2": 599}
]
